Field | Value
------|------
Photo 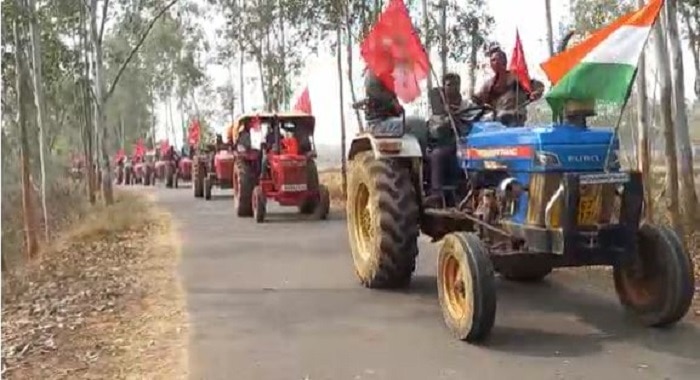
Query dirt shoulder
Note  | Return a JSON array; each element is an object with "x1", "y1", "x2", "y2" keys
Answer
[{"x1": 1, "y1": 192, "x2": 187, "y2": 379}]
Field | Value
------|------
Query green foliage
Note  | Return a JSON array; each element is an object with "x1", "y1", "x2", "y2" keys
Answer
[{"x1": 569, "y1": 0, "x2": 634, "y2": 37}]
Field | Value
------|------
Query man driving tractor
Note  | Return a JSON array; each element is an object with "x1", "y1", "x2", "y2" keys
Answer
[{"x1": 471, "y1": 45, "x2": 545, "y2": 127}]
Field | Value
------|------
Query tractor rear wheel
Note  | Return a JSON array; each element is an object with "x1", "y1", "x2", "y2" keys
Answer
[
  {"x1": 165, "y1": 165, "x2": 174, "y2": 188},
  {"x1": 314, "y1": 185, "x2": 330, "y2": 220},
  {"x1": 613, "y1": 224, "x2": 694, "y2": 327},
  {"x1": 299, "y1": 160, "x2": 320, "y2": 214},
  {"x1": 204, "y1": 177, "x2": 212, "y2": 200},
  {"x1": 346, "y1": 151, "x2": 419, "y2": 288},
  {"x1": 193, "y1": 161, "x2": 204, "y2": 198},
  {"x1": 234, "y1": 160, "x2": 254, "y2": 217},
  {"x1": 438, "y1": 232, "x2": 497, "y2": 343},
  {"x1": 253, "y1": 186, "x2": 266, "y2": 223}
]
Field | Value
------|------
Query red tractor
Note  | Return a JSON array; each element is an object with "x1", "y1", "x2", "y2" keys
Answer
[
  {"x1": 155, "y1": 159, "x2": 167, "y2": 183},
  {"x1": 192, "y1": 140, "x2": 235, "y2": 199},
  {"x1": 230, "y1": 112, "x2": 329, "y2": 223},
  {"x1": 178, "y1": 156, "x2": 193, "y2": 182}
]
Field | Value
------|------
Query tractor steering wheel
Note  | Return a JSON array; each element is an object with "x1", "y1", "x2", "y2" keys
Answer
[{"x1": 453, "y1": 104, "x2": 495, "y2": 123}]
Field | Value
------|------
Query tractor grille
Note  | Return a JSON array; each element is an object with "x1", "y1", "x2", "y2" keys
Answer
[
  {"x1": 272, "y1": 157, "x2": 308, "y2": 189},
  {"x1": 526, "y1": 173, "x2": 618, "y2": 228}
]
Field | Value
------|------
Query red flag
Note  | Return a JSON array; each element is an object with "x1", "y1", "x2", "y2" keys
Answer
[
  {"x1": 114, "y1": 149, "x2": 125, "y2": 162},
  {"x1": 134, "y1": 138, "x2": 146, "y2": 158},
  {"x1": 509, "y1": 29, "x2": 532, "y2": 93},
  {"x1": 188, "y1": 120, "x2": 201, "y2": 145},
  {"x1": 293, "y1": 87, "x2": 312, "y2": 114},
  {"x1": 360, "y1": 0, "x2": 429, "y2": 103},
  {"x1": 160, "y1": 139, "x2": 170, "y2": 155}
]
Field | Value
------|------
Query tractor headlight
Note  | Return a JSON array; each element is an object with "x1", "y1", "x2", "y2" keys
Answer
[{"x1": 533, "y1": 151, "x2": 560, "y2": 167}]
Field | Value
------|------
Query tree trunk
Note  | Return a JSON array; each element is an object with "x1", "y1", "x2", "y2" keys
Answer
[
  {"x1": 27, "y1": 0, "x2": 49, "y2": 241},
  {"x1": 421, "y1": 0, "x2": 432, "y2": 90},
  {"x1": 439, "y1": 0, "x2": 447, "y2": 78},
  {"x1": 544, "y1": 0, "x2": 554, "y2": 56},
  {"x1": 636, "y1": 0, "x2": 653, "y2": 221},
  {"x1": 665, "y1": 0, "x2": 699, "y2": 230},
  {"x1": 89, "y1": 0, "x2": 114, "y2": 205},
  {"x1": 680, "y1": 7, "x2": 700, "y2": 97},
  {"x1": 653, "y1": 19, "x2": 682, "y2": 235},
  {"x1": 239, "y1": 53, "x2": 246, "y2": 112},
  {"x1": 13, "y1": 14, "x2": 39, "y2": 261},
  {"x1": 345, "y1": 2, "x2": 364, "y2": 132},
  {"x1": 336, "y1": 26, "x2": 348, "y2": 198},
  {"x1": 468, "y1": 19, "x2": 479, "y2": 97}
]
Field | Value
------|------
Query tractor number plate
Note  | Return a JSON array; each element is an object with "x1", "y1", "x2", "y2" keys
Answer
[
  {"x1": 281, "y1": 184, "x2": 307, "y2": 192},
  {"x1": 577, "y1": 186, "x2": 601, "y2": 226}
]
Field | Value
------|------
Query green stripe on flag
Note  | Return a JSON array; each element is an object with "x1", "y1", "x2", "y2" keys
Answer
[{"x1": 545, "y1": 62, "x2": 637, "y2": 116}]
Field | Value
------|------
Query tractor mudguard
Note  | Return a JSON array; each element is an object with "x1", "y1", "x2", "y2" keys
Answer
[{"x1": 348, "y1": 133, "x2": 423, "y2": 161}]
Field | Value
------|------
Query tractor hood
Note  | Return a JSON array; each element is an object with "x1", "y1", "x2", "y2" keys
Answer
[
  {"x1": 463, "y1": 122, "x2": 615, "y2": 146},
  {"x1": 460, "y1": 122, "x2": 620, "y2": 173}
]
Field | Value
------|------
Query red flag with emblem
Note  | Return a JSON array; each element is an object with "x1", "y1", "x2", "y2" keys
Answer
[
  {"x1": 293, "y1": 87, "x2": 312, "y2": 114},
  {"x1": 509, "y1": 29, "x2": 532, "y2": 93},
  {"x1": 360, "y1": 0, "x2": 429, "y2": 103},
  {"x1": 160, "y1": 139, "x2": 170, "y2": 155},
  {"x1": 188, "y1": 120, "x2": 201, "y2": 145}
]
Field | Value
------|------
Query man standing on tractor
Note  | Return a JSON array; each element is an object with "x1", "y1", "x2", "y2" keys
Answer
[
  {"x1": 471, "y1": 45, "x2": 545, "y2": 127},
  {"x1": 424, "y1": 73, "x2": 465, "y2": 207}
]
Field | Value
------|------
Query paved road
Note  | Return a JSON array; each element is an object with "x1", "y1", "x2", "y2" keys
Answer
[{"x1": 153, "y1": 186, "x2": 700, "y2": 380}]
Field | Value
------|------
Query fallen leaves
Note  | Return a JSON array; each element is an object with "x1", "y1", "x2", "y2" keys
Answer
[{"x1": 1, "y1": 192, "x2": 187, "y2": 380}]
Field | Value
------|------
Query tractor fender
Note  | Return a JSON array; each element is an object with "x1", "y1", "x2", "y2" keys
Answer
[{"x1": 348, "y1": 133, "x2": 423, "y2": 161}]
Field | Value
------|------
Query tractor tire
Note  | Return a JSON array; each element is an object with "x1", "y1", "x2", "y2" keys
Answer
[
  {"x1": 437, "y1": 232, "x2": 497, "y2": 343},
  {"x1": 299, "y1": 160, "x2": 320, "y2": 214},
  {"x1": 173, "y1": 173, "x2": 179, "y2": 189},
  {"x1": 314, "y1": 184, "x2": 330, "y2": 220},
  {"x1": 496, "y1": 257, "x2": 553, "y2": 282},
  {"x1": 613, "y1": 224, "x2": 694, "y2": 327},
  {"x1": 253, "y1": 186, "x2": 266, "y2": 223},
  {"x1": 204, "y1": 177, "x2": 212, "y2": 200},
  {"x1": 193, "y1": 161, "x2": 204, "y2": 198},
  {"x1": 165, "y1": 166, "x2": 174, "y2": 188},
  {"x1": 144, "y1": 170, "x2": 151, "y2": 186},
  {"x1": 234, "y1": 160, "x2": 254, "y2": 217},
  {"x1": 125, "y1": 170, "x2": 131, "y2": 185},
  {"x1": 346, "y1": 151, "x2": 419, "y2": 289}
]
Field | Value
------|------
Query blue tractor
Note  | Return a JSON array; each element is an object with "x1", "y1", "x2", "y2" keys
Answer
[{"x1": 345, "y1": 97, "x2": 695, "y2": 343}]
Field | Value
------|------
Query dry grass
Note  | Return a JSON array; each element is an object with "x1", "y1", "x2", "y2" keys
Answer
[
  {"x1": 1, "y1": 192, "x2": 187, "y2": 379},
  {"x1": 320, "y1": 168, "x2": 346, "y2": 210}
]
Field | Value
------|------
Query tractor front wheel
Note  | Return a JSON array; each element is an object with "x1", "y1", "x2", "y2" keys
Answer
[
  {"x1": 234, "y1": 160, "x2": 254, "y2": 217},
  {"x1": 346, "y1": 151, "x2": 419, "y2": 288},
  {"x1": 437, "y1": 232, "x2": 497, "y2": 343},
  {"x1": 613, "y1": 224, "x2": 694, "y2": 327},
  {"x1": 253, "y1": 186, "x2": 266, "y2": 223},
  {"x1": 193, "y1": 161, "x2": 204, "y2": 198}
]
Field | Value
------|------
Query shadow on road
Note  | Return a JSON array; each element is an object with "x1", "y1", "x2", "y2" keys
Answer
[
  {"x1": 402, "y1": 274, "x2": 700, "y2": 360},
  {"x1": 259, "y1": 210, "x2": 346, "y2": 224}
]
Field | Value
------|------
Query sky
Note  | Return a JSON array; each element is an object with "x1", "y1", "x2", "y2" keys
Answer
[{"x1": 155, "y1": 0, "x2": 698, "y2": 147}]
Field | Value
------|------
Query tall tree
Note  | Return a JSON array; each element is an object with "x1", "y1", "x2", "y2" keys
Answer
[
  {"x1": 635, "y1": 0, "x2": 653, "y2": 221},
  {"x1": 653, "y1": 16, "x2": 682, "y2": 234},
  {"x1": 12, "y1": 6, "x2": 39, "y2": 260},
  {"x1": 666, "y1": 0, "x2": 699, "y2": 229},
  {"x1": 679, "y1": 0, "x2": 699, "y2": 97},
  {"x1": 26, "y1": 0, "x2": 49, "y2": 240},
  {"x1": 544, "y1": 0, "x2": 554, "y2": 56}
]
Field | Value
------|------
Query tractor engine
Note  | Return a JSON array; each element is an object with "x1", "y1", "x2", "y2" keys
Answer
[{"x1": 270, "y1": 155, "x2": 308, "y2": 193}]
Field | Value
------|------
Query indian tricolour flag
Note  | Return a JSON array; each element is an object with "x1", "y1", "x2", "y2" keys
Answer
[{"x1": 541, "y1": 0, "x2": 664, "y2": 115}]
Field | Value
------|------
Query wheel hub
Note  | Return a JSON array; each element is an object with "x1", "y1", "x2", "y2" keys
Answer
[
  {"x1": 353, "y1": 184, "x2": 373, "y2": 261},
  {"x1": 441, "y1": 251, "x2": 471, "y2": 321}
]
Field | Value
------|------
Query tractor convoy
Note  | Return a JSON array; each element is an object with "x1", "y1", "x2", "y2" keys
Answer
[{"x1": 106, "y1": 0, "x2": 693, "y2": 347}]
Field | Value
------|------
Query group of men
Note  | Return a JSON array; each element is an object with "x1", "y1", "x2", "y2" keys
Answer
[{"x1": 363, "y1": 44, "x2": 545, "y2": 206}]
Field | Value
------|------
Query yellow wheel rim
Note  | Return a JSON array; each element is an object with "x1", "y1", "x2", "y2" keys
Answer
[
  {"x1": 441, "y1": 244, "x2": 472, "y2": 322},
  {"x1": 353, "y1": 183, "x2": 373, "y2": 261}
]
